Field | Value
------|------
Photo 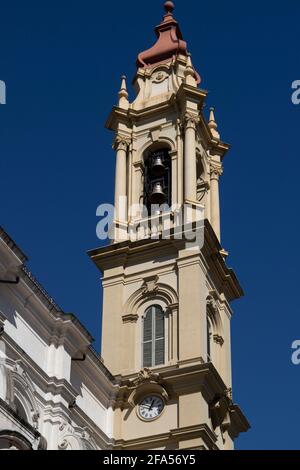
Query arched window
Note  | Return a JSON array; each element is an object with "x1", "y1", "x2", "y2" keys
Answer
[{"x1": 143, "y1": 305, "x2": 165, "y2": 367}]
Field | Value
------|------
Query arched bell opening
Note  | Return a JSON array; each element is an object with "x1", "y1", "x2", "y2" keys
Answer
[{"x1": 143, "y1": 144, "x2": 172, "y2": 215}]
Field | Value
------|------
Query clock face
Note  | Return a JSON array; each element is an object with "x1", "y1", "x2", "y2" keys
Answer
[{"x1": 138, "y1": 395, "x2": 164, "y2": 421}]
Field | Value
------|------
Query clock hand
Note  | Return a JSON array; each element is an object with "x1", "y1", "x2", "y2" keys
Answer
[{"x1": 149, "y1": 400, "x2": 155, "y2": 412}]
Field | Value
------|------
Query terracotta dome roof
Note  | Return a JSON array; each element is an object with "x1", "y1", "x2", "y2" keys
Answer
[{"x1": 136, "y1": 2, "x2": 188, "y2": 68}]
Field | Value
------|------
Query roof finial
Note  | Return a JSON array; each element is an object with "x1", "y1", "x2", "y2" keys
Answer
[
  {"x1": 164, "y1": 1, "x2": 175, "y2": 15},
  {"x1": 184, "y1": 53, "x2": 197, "y2": 87},
  {"x1": 208, "y1": 107, "x2": 220, "y2": 140},
  {"x1": 118, "y1": 75, "x2": 129, "y2": 110}
]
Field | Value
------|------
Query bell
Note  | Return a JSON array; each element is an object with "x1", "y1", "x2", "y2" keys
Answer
[
  {"x1": 151, "y1": 155, "x2": 165, "y2": 177},
  {"x1": 149, "y1": 182, "x2": 167, "y2": 205}
]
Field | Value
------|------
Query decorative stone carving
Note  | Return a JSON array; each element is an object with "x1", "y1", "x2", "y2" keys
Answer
[
  {"x1": 32, "y1": 411, "x2": 40, "y2": 429},
  {"x1": 133, "y1": 368, "x2": 161, "y2": 387},
  {"x1": 58, "y1": 422, "x2": 96, "y2": 450},
  {"x1": 59, "y1": 420, "x2": 73, "y2": 434},
  {"x1": 151, "y1": 70, "x2": 168, "y2": 84},
  {"x1": 207, "y1": 295, "x2": 217, "y2": 313},
  {"x1": 58, "y1": 438, "x2": 69, "y2": 450},
  {"x1": 209, "y1": 387, "x2": 234, "y2": 434},
  {"x1": 213, "y1": 334, "x2": 224, "y2": 346},
  {"x1": 126, "y1": 368, "x2": 169, "y2": 409},
  {"x1": 142, "y1": 275, "x2": 159, "y2": 296}
]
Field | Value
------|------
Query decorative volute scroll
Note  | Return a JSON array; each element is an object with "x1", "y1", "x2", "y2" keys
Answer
[
  {"x1": 209, "y1": 387, "x2": 233, "y2": 429},
  {"x1": 58, "y1": 422, "x2": 97, "y2": 450},
  {"x1": 206, "y1": 295, "x2": 223, "y2": 334},
  {"x1": 209, "y1": 387, "x2": 248, "y2": 441}
]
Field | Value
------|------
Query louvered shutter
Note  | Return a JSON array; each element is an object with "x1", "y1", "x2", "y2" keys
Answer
[
  {"x1": 143, "y1": 306, "x2": 165, "y2": 367},
  {"x1": 143, "y1": 308, "x2": 153, "y2": 367},
  {"x1": 155, "y1": 308, "x2": 165, "y2": 366}
]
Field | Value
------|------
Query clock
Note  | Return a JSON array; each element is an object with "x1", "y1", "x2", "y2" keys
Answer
[{"x1": 138, "y1": 395, "x2": 164, "y2": 421}]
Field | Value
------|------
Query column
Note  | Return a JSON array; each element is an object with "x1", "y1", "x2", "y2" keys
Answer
[
  {"x1": 131, "y1": 161, "x2": 144, "y2": 220},
  {"x1": 170, "y1": 150, "x2": 178, "y2": 208},
  {"x1": 210, "y1": 163, "x2": 223, "y2": 241},
  {"x1": 184, "y1": 113, "x2": 198, "y2": 202},
  {"x1": 176, "y1": 118, "x2": 184, "y2": 207},
  {"x1": 114, "y1": 137, "x2": 128, "y2": 224}
]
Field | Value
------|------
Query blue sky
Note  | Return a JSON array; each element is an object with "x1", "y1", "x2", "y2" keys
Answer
[{"x1": 1, "y1": 0, "x2": 299, "y2": 450}]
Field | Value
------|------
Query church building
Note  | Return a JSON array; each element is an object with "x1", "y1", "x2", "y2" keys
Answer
[{"x1": 0, "y1": 2, "x2": 249, "y2": 450}]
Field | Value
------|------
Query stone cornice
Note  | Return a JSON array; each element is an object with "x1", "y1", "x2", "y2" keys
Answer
[
  {"x1": 203, "y1": 220, "x2": 244, "y2": 302},
  {"x1": 106, "y1": 95, "x2": 178, "y2": 131},
  {"x1": 89, "y1": 220, "x2": 243, "y2": 302},
  {"x1": 105, "y1": 88, "x2": 230, "y2": 163},
  {"x1": 105, "y1": 106, "x2": 130, "y2": 132},
  {"x1": 0, "y1": 226, "x2": 28, "y2": 263},
  {"x1": 1, "y1": 251, "x2": 96, "y2": 351},
  {"x1": 2, "y1": 331, "x2": 78, "y2": 403},
  {"x1": 227, "y1": 404, "x2": 251, "y2": 439},
  {"x1": 88, "y1": 238, "x2": 182, "y2": 274},
  {"x1": 176, "y1": 83, "x2": 207, "y2": 107},
  {"x1": 1, "y1": 329, "x2": 114, "y2": 403},
  {"x1": 1, "y1": 262, "x2": 95, "y2": 350},
  {"x1": 113, "y1": 423, "x2": 218, "y2": 450},
  {"x1": 116, "y1": 362, "x2": 228, "y2": 405}
]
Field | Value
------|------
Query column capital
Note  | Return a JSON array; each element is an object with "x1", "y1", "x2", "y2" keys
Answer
[
  {"x1": 114, "y1": 134, "x2": 131, "y2": 151},
  {"x1": 210, "y1": 163, "x2": 223, "y2": 180},
  {"x1": 183, "y1": 112, "x2": 199, "y2": 130}
]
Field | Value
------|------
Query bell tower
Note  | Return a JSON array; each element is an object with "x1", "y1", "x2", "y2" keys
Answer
[{"x1": 89, "y1": 1, "x2": 249, "y2": 450}]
